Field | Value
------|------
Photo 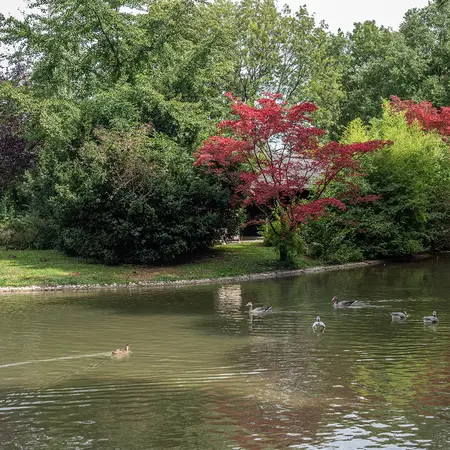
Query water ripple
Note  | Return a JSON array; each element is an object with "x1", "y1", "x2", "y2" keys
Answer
[{"x1": 0, "y1": 258, "x2": 450, "y2": 448}]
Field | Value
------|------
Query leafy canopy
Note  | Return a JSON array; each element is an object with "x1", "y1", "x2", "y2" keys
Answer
[
  {"x1": 339, "y1": 102, "x2": 450, "y2": 256},
  {"x1": 195, "y1": 94, "x2": 389, "y2": 260}
]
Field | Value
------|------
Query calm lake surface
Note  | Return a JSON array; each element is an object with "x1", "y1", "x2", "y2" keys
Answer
[{"x1": 1, "y1": 257, "x2": 450, "y2": 449}]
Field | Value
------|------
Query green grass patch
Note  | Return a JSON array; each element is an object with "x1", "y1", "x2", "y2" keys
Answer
[{"x1": 0, "y1": 243, "x2": 319, "y2": 288}]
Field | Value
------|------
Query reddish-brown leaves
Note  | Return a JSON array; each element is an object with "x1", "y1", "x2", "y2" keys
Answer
[
  {"x1": 194, "y1": 94, "x2": 389, "y2": 230},
  {"x1": 390, "y1": 96, "x2": 450, "y2": 137}
]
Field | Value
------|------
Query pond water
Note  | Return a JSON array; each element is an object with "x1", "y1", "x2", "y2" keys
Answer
[{"x1": 1, "y1": 257, "x2": 450, "y2": 449}]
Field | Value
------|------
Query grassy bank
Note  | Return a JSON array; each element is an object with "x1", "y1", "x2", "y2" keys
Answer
[{"x1": 0, "y1": 242, "x2": 319, "y2": 288}]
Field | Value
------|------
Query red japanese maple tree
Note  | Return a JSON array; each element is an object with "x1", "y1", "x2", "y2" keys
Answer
[
  {"x1": 194, "y1": 94, "x2": 390, "y2": 261},
  {"x1": 390, "y1": 96, "x2": 450, "y2": 137}
]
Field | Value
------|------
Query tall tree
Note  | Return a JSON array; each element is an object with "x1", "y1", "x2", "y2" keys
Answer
[
  {"x1": 339, "y1": 21, "x2": 426, "y2": 127},
  {"x1": 0, "y1": 0, "x2": 240, "y2": 256},
  {"x1": 0, "y1": 0, "x2": 237, "y2": 148},
  {"x1": 0, "y1": 0, "x2": 142, "y2": 98},
  {"x1": 230, "y1": 0, "x2": 345, "y2": 130},
  {"x1": 400, "y1": 0, "x2": 450, "y2": 106},
  {"x1": 195, "y1": 94, "x2": 389, "y2": 261}
]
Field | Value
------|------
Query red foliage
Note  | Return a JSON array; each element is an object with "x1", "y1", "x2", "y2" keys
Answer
[
  {"x1": 390, "y1": 96, "x2": 450, "y2": 137},
  {"x1": 194, "y1": 94, "x2": 389, "y2": 232}
]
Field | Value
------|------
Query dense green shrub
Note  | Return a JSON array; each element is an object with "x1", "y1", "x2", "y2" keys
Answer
[
  {"x1": 300, "y1": 217, "x2": 364, "y2": 264},
  {"x1": 302, "y1": 107, "x2": 450, "y2": 260},
  {"x1": 19, "y1": 126, "x2": 234, "y2": 264},
  {"x1": 260, "y1": 218, "x2": 306, "y2": 266},
  {"x1": 0, "y1": 215, "x2": 41, "y2": 249}
]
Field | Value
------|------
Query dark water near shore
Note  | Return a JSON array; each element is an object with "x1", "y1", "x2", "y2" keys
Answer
[{"x1": 0, "y1": 257, "x2": 450, "y2": 449}]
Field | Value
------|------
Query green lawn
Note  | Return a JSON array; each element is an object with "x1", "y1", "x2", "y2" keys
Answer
[{"x1": 0, "y1": 243, "x2": 319, "y2": 287}]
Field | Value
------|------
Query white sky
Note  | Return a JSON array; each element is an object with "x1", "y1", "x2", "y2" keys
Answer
[
  {"x1": 299, "y1": 0, "x2": 430, "y2": 32},
  {"x1": 0, "y1": 0, "x2": 431, "y2": 33}
]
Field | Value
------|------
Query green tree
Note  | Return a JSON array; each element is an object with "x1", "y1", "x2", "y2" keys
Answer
[
  {"x1": 339, "y1": 21, "x2": 426, "y2": 127},
  {"x1": 0, "y1": 0, "x2": 240, "y2": 259},
  {"x1": 337, "y1": 1, "x2": 450, "y2": 129},
  {"x1": 400, "y1": 0, "x2": 450, "y2": 106},
  {"x1": 229, "y1": 0, "x2": 345, "y2": 130},
  {"x1": 335, "y1": 105, "x2": 450, "y2": 258}
]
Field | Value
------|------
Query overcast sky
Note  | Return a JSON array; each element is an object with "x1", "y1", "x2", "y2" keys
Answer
[{"x1": 0, "y1": 0, "x2": 431, "y2": 33}]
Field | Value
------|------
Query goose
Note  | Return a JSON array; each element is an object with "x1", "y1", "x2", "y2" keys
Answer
[
  {"x1": 246, "y1": 302, "x2": 272, "y2": 314},
  {"x1": 312, "y1": 316, "x2": 326, "y2": 332},
  {"x1": 112, "y1": 344, "x2": 131, "y2": 356},
  {"x1": 391, "y1": 311, "x2": 408, "y2": 320},
  {"x1": 423, "y1": 311, "x2": 439, "y2": 324},
  {"x1": 332, "y1": 296, "x2": 356, "y2": 308}
]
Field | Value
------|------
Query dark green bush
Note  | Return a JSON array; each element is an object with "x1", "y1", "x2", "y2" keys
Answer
[{"x1": 21, "y1": 126, "x2": 235, "y2": 264}]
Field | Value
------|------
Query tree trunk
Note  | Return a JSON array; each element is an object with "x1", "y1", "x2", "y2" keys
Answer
[
  {"x1": 279, "y1": 214, "x2": 290, "y2": 262},
  {"x1": 279, "y1": 244, "x2": 288, "y2": 262}
]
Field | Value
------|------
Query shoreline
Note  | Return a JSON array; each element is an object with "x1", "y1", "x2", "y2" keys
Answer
[{"x1": 0, "y1": 260, "x2": 385, "y2": 293}]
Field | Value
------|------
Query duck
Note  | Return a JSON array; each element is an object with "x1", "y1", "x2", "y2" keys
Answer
[
  {"x1": 246, "y1": 302, "x2": 272, "y2": 314},
  {"x1": 312, "y1": 316, "x2": 326, "y2": 332},
  {"x1": 332, "y1": 296, "x2": 356, "y2": 308},
  {"x1": 391, "y1": 311, "x2": 408, "y2": 320},
  {"x1": 423, "y1": 311, "x2": 439, "y2": 324},
  {"x1": 112, "y1": 344, "x2": 131, "y2": 356}
]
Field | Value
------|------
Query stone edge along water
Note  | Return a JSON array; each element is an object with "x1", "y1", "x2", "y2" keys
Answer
[{"x1": 0, "y1": 260, "x2": 385, "y2": 293}]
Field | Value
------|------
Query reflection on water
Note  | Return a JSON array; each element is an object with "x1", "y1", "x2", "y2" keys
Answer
[{"x1": 1, "y1": 257, "x2": 450, "y2": 448}]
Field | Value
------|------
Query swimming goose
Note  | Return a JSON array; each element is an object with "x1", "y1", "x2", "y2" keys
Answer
[
  {"x1": 332, "y1": 296, "x2": 356, "y2": 308},
  {"x1": 312, "y1": 316, "x2": 326, "y2": 332},
  {"x1": 423, "y1": 311, "x2": 439, "y2": 324},
  {"x1": 246, "y1": 302, "x2": 272, "y2": 314},
  {"x1": 391, "y1": 311, "x2": 408, "y2": 320},
  {"x1": 112, "y1": 344, "x2": 131, "y2": 356}
]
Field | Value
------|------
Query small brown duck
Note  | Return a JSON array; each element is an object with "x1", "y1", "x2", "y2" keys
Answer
[
  {"x1": 332, "y1": 296, "x2": 356, "y2": 308},
  {"x1": 112, "y1": 344, "x2": 131, "y2": 357}
]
